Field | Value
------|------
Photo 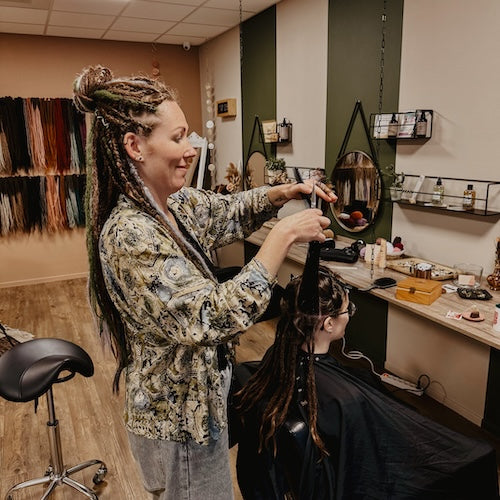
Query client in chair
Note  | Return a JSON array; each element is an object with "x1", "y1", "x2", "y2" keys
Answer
[{"x1": 234, "y1": 266, "x2": 499, "y2": 499}]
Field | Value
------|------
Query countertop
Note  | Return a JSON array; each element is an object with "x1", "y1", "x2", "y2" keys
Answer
[{"x1": 246, "y1": 220, "x2": 500, "y2": 350}]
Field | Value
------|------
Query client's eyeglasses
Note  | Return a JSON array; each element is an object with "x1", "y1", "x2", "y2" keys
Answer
[{"x1": 337, "y1": 301, "x2": 356, "y2": 318}]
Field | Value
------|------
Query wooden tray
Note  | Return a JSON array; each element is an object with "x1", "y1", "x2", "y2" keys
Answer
[{"x1": 386, "y1": 257, "x2": 457, "y2": 281}]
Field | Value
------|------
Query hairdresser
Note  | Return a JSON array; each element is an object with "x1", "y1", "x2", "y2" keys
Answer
[{"x1": 72, "y1": 65, "x2": 336, "y2": 500}]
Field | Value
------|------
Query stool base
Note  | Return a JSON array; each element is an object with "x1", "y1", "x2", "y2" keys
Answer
[{"x1": 5, "y1": 459, "x2": 107, "y2": 500}]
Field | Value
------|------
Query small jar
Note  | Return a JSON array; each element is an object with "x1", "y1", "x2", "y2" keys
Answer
[{"x1": 415, "y1": 262, "x2": 432, "y2": 279}]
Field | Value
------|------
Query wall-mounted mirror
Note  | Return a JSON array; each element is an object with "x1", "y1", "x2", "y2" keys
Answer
[
  {"x1": 243, "y1": 150, "x2": 266, "y2": 189},
  {"x1": 331, "y1": 150, "x2": 381, "y2": 232}
]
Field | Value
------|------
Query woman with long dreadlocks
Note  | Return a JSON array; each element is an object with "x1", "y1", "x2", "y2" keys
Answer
[
  {"x1": 72, "y1": 65, "x2": 335, "y2": 500},
  {"x1": 234, "y1": 266, "x2": 498, "y2": 499}
]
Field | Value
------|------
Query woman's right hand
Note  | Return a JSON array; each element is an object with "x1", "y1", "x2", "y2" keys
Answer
[
  {"x1": 255, "y1": 209, "x2": 331, "y2": 277},
  {"x1": 273, "y1": 208, "x2": 331, "y2": 244}
]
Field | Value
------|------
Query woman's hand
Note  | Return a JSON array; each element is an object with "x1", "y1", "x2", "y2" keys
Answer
[
  {"x1": 273, "y1": 208, "x2": 331, "y2": 243},
  {"x1": 267, "y1": 180, "x2": 337, "y2": 208},
  {"x1": 255, "y1": 208, "x2": 332, "y2": 276}
]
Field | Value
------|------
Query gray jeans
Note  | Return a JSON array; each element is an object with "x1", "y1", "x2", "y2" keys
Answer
[{"x1": 127, "y1": 366, "x2": 234, "y2": 500}]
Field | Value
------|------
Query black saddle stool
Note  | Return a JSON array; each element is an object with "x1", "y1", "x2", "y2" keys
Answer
[{"x1": 0, "y1": 338, "x2": 107, "y2": 499}]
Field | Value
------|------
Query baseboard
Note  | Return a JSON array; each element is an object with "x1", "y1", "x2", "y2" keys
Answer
[
  {"x1": 384, "y1": 360, "x2": 483, "y2": 426},
  {"x1": 0, "y1": 272, "x2": 88, "y2": 289}
]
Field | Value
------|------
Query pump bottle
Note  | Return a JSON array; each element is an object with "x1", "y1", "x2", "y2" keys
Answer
[
  {"x1": 416, "y1": 111, "x2": 427, "y2": 138},
  {"x1": 432, "y1": 177, "x2": 444, "y2": 205}
]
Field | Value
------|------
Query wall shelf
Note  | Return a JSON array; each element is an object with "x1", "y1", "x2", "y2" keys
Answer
[
  {"x1": 391, "y1": 174, "x2": 500, "y2": 218},
  {"x1": 394, "y1": 199, "x2": 500, "y2": 217},
  {"x1": 370, "y1": 109, "x2": 433, "y2": 140}
]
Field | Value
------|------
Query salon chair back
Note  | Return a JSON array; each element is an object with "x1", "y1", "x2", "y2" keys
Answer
[{"x1": 276, "y1": 416, "x2": 309, "y2": 499}]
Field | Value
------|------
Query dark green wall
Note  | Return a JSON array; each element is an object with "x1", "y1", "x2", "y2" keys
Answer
[
  {"x1": 326, "y1": 0, "x2": 403, "y2": 243},
  {"x1": 323, "y1": 0, "x2": 404, "y2": 366},
  {"x1": 241, "y1": 7, "x2": 276, "y2": 165}
]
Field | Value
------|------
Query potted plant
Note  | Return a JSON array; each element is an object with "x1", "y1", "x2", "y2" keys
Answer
[
  {"x1": 385, "y1": 164, "x2": 405, "y2": 201},
  {"x1": 265, "y1": 156, "x2": 287, "y2": 185}
]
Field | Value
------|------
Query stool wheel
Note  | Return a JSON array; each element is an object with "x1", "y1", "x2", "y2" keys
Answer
[{"x1": 93, "y1": 465, "x2": 108, "y2": 485}]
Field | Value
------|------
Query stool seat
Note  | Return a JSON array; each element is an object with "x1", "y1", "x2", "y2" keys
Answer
[
  {"x1": 0, "y1": 337, "x2": 106, "y2": 499},
  {"x1": 0, "y1": 338, "x2": 93, "y2": 402}
]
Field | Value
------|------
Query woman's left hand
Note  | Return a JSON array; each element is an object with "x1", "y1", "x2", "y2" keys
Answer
[{"x1": 268, "y1": 179, "x2": 337, "y2": 208}]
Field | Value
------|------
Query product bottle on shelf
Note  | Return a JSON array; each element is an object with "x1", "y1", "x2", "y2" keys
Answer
[
  {"x1": 388, "y1": 113, "x2": 399, "y2": 138},
  {"x1": 462, "y1": 184, "x2": 476, "y2": 210},
  {"x1": 487, "y1": 237, "x2": 500, "y2": 291},
  {"x1": 415, "y1": 111, "x2": 428, "y2": 138},
  {"x1": 432, "y1": 177, "x2": 444, "y2": 205}
]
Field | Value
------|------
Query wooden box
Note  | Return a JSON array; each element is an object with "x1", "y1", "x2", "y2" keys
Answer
[{"x1": 395, "y1": 277, "x2": 442, "y2": 305}]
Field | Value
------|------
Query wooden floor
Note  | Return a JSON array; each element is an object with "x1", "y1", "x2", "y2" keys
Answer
[
  {"x1": 0, "y1": 278, "x2": 498, "y2": 499},
  {"x1": 0, "y1": 278, "x2": 276, "y2": 499}
]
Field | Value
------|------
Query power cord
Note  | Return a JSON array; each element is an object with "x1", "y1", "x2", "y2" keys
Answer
[
  {"x1": 340, "y1": 337, "x2": 430, "y2": 396},
  {"x1": 340, "y1": 336, "x2": 379, "y2": 377},
  {"x1": 416, "y1": 374, "x2": 431, "y2": 392}
]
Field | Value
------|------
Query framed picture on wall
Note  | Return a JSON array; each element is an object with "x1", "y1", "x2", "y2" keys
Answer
[{"x1": 262, "y1": 120, "x2": 278, "y2": 143}]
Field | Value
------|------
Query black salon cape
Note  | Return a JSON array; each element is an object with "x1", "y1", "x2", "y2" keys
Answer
[{"x1": 231, "y1": 350, "x2": 499, "y2": 500}]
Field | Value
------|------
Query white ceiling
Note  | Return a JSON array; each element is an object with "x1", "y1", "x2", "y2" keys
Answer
[{"x1": 0, "y1": 0, "x2": 281, "y2": 46}]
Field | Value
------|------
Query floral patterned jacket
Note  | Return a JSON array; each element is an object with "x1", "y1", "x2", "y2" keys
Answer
[{"x1": 99, "y1": 186, "x2": 279, "y2": 445}]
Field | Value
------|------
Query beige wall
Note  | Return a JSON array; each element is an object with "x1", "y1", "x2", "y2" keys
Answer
[
  {"x1": 198, "y1": 0, "x2": 329, "y2": 225},
  {"x1": 0, "y1": 33, "x2": 201, "y2": 286},
  {"x1": 386, "y1": 308, "x2": 490, "y2": 425},
  {"x1": 199, "y1": 27, "x2": 243, "y2": 187},
  {"x1": 386, "y1": 0, "x2": 500, "y2": 424},
  {"x1": 198, "y1": 28, "x2": 245, "y2": 267},
  {"x1": 276, "y1": 0, "x2": 328, "y2": 169},
  {"x1": 394, "y1": 0, "x2": 500, "y2": 273}
]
